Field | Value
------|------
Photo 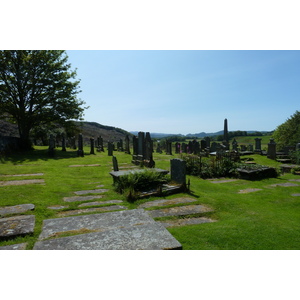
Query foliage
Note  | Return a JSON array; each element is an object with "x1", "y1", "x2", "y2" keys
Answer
[
  {"x1": 113, "y1": 170, "x2": 170, "y2": 201},
  {"x1": 272, "y1": 110, "x2": 300, "y2": 149},
  {"x1": 0, "y1": 50, "x2": 86, "y2": 150}
]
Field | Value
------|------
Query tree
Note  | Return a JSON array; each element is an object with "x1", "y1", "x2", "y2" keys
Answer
[
  {"x1": 0, "y1": 50, "x2": 86, "y2": 150},
  {"x1": 272, "y1": 110, "x2": 300, "y2": 149}
]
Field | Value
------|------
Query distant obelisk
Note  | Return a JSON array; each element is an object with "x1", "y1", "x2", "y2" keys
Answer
[{"x1": 223, "y1": 118, "x2": 229, "y2": 150}]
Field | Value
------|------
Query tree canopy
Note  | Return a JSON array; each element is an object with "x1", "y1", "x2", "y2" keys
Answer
[
  {"x1": 272, "y1": 110, "x2": 300, "y2": 149},
  {"x1": 0, "y1": 50, "x2": 86, "y2": 149}
]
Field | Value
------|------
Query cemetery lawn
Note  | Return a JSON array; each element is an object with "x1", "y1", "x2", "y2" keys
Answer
[{"x1": 1, "y1": 147, "x2": 299, "y2": 250}]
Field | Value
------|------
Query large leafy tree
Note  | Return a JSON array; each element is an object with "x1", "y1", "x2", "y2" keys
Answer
[
  {"x1": 273, "y1": 110, "x2": 300, "y2": 149},
  {"x1": 0, "y1": 50, "x2": 86, "y2": 149}
]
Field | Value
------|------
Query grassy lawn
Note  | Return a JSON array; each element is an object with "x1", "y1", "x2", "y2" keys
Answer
[{"x1": 0, "y1": 146, "x2": 299, "y2": 250}]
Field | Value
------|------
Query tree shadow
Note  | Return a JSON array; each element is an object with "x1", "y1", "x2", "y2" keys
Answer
[{"x1": 0, "y1": 148, "x2": 98, "y2": 164}]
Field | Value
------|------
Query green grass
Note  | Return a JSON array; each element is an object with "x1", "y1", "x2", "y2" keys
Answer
[{"x1": 1, "y1": 146, "x2": 299, "y2": 250}]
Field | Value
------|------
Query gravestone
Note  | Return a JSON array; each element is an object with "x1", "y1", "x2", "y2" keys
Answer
[
  {"x1": 90, "y1": 138, "x2": 95, "y2": 154},
  {"x1": 210, "y1": 142, "x2": 217, "y2": 152},
  {"x1": 175, "y1": 142, "x2": 180, "y2": 154},
  {"x1": 248, "y1": 144, "x2": 253, "y2": 151},
  {"x1": 125, "y1": 135, "x2": 131, "y2": 154},
  {"x1": 62, "y1": 134, "x2": 66, "y2": 151},
  {"x1": 267, "y1": 138, "x2": 276, "y2": 160},
  {"x1": 223, "y1": 118, "x2": 229, "y2": 150},
  {"x1": 170, "y1": 159, "x2": 186, "y2": 188},
  {"x1": 232, "y1": 138, "x2": 238, "y2": 151},
  {"x1": 107, "y1": 142, "x2": 113, "y2": 156},
  {"x1": 112, "y1": 156, "x2": 119, "y2": 171},
  {"x1": 77, "y1": 133, "x2": 84, "y2": 157},
  {"x1": 181, "y1": 143, "x2": 187, "y2": 153},
  {"x1": 205, "y1": 137, "x2": 211, "y2": 150},
  {"x1": 48, "y1": 134, "x2": 55, "y2": 157},
  {"x1": 240, "y1": 145, "x2": 247, "y2": 152},
  {"x1": 166, "y1": 141, "x2": 172, "y2": 155},
  {"x1": 255, "y1": 138, "x2": 262, "y2": 151}
]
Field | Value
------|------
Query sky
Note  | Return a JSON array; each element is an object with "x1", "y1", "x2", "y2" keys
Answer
[{"x1": 66, "y1": 50, "x2": 300, "y2": 135}]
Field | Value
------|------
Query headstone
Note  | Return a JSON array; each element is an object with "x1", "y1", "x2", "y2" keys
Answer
[
  {"x1": 255, "y1": 138, "x2": 262, "y2": 151},
  {"x1": 170, "y1": 159, "x2": 186, "y2": 187},
  {"x1": 108, "y1": 142, "x2": 113, "y2": 156},
  {"x1": 112, "y1": 156, "x2": 119, "y2": 171},
  {"x1": 205, "y1": 137, "x2": 211, "y2": 150},
  {"x1": 200, "y1": 139, "x2": 206, "y2": 152},
  {"x1": 125, "y1": 135, "x2": 131, "y2": 154},
  {"x1": 90, "y1": 138, "x2": 95, "y2": 154},
  {"x1": 62, "y1": 134, "x2": 66, "y2": 151},
  {"x1": 267, "y1": 138, "x2": 276, "y2": 160},
  {"x1": 77, "y1": 133, "x2": 84, "y2": 157},
  {"x1": 240, "y1": 145, "x2": 247, "y2": 152},
  {"x1": 48, "y1": 134, "x2": 55, "y2": 157},
  {"x1": 210, "y1": 142, "x2": 217, "y2": 152},
  {"x1": 175, "y1": 142, "x2": 180, "y2": 154},
  {"x1": 232, "y1": 138, "x2": 238, "y2": 151},
  {"x1": 248, "y1": 144, "x2": 253, "y2": 151},
  {"x1": 138, "y1": 132, "x2": 145, "y2": 157}
]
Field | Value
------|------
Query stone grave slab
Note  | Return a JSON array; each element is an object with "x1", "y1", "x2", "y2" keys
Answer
[
  {"x1": 0, "y1": 179, "x2": 45, "y2": 186},
  {"x1": 78, "y1": 200, "x2": 123, "y2": 207},
  {"x1": 289, "y1": 179, "x2": 300, "y2": 182},
  {"x1": 148, "y1": 204, "x2": 213, "y2": 218},
  {"x1": 291, "y1": 193, "x2": 300, "y2": 197},
  {"x1": 238, "y1": 188, "x2": 263, "y2": 194},
  {"x1": 57, "y1": 205, "x2": 127, "y2": 217},
  {"x1": 48, "y1": 205, "x2": 69, "y2": 210},
  {"x1": 34, "y1": 209, "x2": 182, "y2": 250},
  {"x1": 0, "y1": 215, "x2": 35, "y2": 238},
  {"x1": 158, "y1": 217, "x2": 216, "y2": 228},
  {"x1": 63, "y1": 195, "x2": 104, "y2": 202},
  {"x1": 138, "y1": 197, "x2": 197, "y2": 209},
  {"x1": 69, "y1": 164, "x2": 101, "y2": 167},
  {"x1": 0, "y1": 243, "x2": 27, "y2": 250},
  {"x1": 73, "y1": 189, "x2": 109, "y2": 195},
  {"x1": 0, "y1": 173, "x2": 44, "y2": 177},
  {"x1": 270, "y1": 183, "x2": 299, "y2": 187},
  {"x1": 0, "y1": 204, "x2": 35, "y2": 217},
  {"x1": 209, "y1": 179, "x2": 238, "y2": 184}
]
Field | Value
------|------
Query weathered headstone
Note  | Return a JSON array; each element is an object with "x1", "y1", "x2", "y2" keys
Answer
[
  {"x1": 267, "y1": 138, "x2": 276, "y2": 160},
  {"x1": 90, "y1": 138, "x2": 95, "y2": 154},
  {"x1": 48, "y1": 134, "x2": 55, "y2": 157},
  {"x1": 223, "y1": 118, "x2": 229, "y2": 150},
  {"x1": 77, "y1": 133, "x2": 84, "y2": 157},
  {"x1": 112, "y1": 156, "x2": 119, "y2": 171},
  {"x1": 108, "y1": 142, "x2": 113, "y2": 156},
  {"x1": 255, "y1": 138, "x2": 262, "y2": 151},
  {"x1": 125, "y1": 135, "x2": 131, "y2": 154},
  {"x1": 170, "y1": 159, "x2": 186, "y2": 187},
  {"x1": 232, "y1": 138, "x2": 238, "y2": 151}
]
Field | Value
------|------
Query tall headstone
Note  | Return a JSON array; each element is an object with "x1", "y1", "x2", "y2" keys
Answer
[
  {"x1": 170, "y1": 159, "x2": 186, "y2": 188},
  {"x1": 77, "y1": 134, "x2": 84, "y2": 157},
  {"x1": 138, "y1": 132, "x2": 145, "y2": 158},
  {"x1": 108, "y1": 142, "x2": 113, "y2": 156},
  {"x1": 90, "y1": 138, "x2": 95, "y2": 154},
  {"x1": 112, "y1": 156, "x2": 119, "y2": 171},
  {"x1": 205, "y1": 137, "x2": 211, "y2": 150},
  {"x1": 232, "y1": 138, "x2": 238, "y2": 151},
  {"x1": 125, "y1": 135, "x2": 131, "y2": 154},
  {"x1": 255, "y1": 138, "x2": 262, "y2": 151},
  {"x1": 267, "y1": 138, "x2": 276, "y2": 160}
]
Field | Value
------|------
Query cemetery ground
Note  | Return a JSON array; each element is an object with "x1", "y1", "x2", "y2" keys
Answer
[{"x1": 0, "y1": 146, "x2": 299, "y2": 250}]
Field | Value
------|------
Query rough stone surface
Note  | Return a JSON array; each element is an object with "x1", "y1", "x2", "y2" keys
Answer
[
  {"x1": 0, "y1": 179, "x2": 45, "y2": 186},
  {"x1": 73, "y1": 189, "x2": 109, "y2": 195},
  {"x1": 38, "y1": 209, "x2": 157, "y2": 241},
  {"x1": 148, "y1": 204, "x2": 213, "y2": 218},
  {"x1": 0, "y1": 204, "x2": 35, "y2": 217},
  {"x1": 57, "y1": 205, "x2": 127, "y2": 217},
  {"x1": 291, "y1": 193, "x2": 300, "y2": 197},
  {"x1": 209, "y1": 179, "x2": 238, "y2": 184},
  {"x1": 0, "y1": 215, "x2": 35, "y2": 238},
  {"x1": 270, "y1": 183, "x2": 299, "y2": 187},
  {"x1": 289, "y1": 179, "x2": 300, "y2": 182},
  {"x1": 69, "y1": 164, "x2": 100, "y2": 167},
  {"x1": 0, "y1": 243, "x2": 27, "y2": 250},
  {"x1": 78, "y1": 200, "x2": 123, "y2": 207},
  {"x1": 238, "y1": 188, "x2": 263, "y2": 194},
  {"x1": 158, "y1": 217, "x2": 216, "y2": 228},
  {"x1": 33, "y1": 223, "x2": 182, "y2": 250},
  {"x1": 63, "y1": 195, "x2": 104, "y2": 202},
  {"x1": 138, "y1": 197, "x2": 197, "y2": 208}
]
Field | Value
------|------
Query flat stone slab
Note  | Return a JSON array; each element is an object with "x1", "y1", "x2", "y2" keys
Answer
[
  {"x1": 0, "y1": 243, "x2": 27, "y2": 250},
  {"x1": 0, "y1": 204, "x2": 35, "y2": 217},
  {"x1": 238, "y1": 188, "x2": 263, "y2": 194},
  {"x1": 138, "y1": 197, "x2": 197, "y2": 208},
  {"x1": 69, "y1": 164, "x2": 101, "y2": 167},
  {"x1": 0, "y1": 173, "x2": 43, "y2": 177},
  {"x1": 63, "y1": 195, "x2": 104, "y2": 202},
  {"x1": 38, "y1": 209, "x2": 157, "y2": 241},
  {"x1": 78, "y1": 200, "x2": 123, "y2": 207},
  {"x1": 48, "y1": 205, "x2": 69, "y2": 210},
  {"x1": 73, "y1": 189, "x2": 109, "y2": 195},
  {"x1": 270, "y1": 183, "x2": 299, "y2": 187},
  {"x1": 158, "y1": 217, "x2": 216, "y2": 228},
  {"x1": 291, "y1": 193, "x2": 300, "y2": 197},
  {"x1": 57, "y1": 205, "x2": 127, "y2": 217},
  {"x1": 34, "y1": 209, "x2": 182, "y2": 250},
  {"x1": 289, "y1": 179, "x2": 300, "y2": 182},
  {"x1": 33, "y1": 223, "x2": 182, "y2": 250},
  {"x1": 209, "y1": 179, "x2": 238, "y2": 183},
  {"x1": 0, "y1": 179, "x2": 45, "y2": 186},
  {"x1": 0, "y1": 215, "x2": 35, "y2": 238},
  {"x1": 148, "y1": 204, "x2": 213, "y2": 218}
]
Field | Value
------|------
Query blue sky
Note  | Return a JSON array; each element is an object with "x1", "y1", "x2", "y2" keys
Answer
[{"x1": 66, "y1": 50, "x2": 300, "y2": 135}]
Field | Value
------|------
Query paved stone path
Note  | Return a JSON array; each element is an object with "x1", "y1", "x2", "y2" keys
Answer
[
  {"x1": 73, "y1": 189, "x2": 109, "y2": 195},
  {"x1": 158, "y1": 217, "x2": 216, "y2": 228},
  {"x1": 78, "y1": 200, "x2": 123, "y2": 207}
]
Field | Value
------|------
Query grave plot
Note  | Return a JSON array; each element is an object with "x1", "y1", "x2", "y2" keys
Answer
[{"x1": 34, "y1": 209, "x2": 182, "y2": 250}]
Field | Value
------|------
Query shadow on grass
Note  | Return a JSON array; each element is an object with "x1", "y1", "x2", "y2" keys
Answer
[{"x1": 0, "y1": 148, "x2": 96, "y2": 164}]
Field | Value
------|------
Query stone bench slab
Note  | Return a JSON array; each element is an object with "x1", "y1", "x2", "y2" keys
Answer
[
  {"x1": 138, "y1": 197, "x2": 197, "y2": 208},
  {"x1": 33, "y1": 222, "x2": 182, "y2": 250},
  {"x1": 0, "y1": 215, "x2": 35, "y2": 238},
  {"x1": 148, "y1": 205, "x2": 213, "y2": 218},
  {"x1": 0, "y1": 204, "x2": 35, "y2": 217}
]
